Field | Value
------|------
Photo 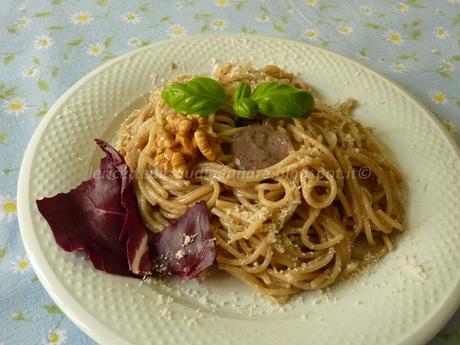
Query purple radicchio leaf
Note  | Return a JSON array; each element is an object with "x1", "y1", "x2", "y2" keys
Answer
[
  {"x1": 36, "y1": 139, "x2": 151, "y2": 276},
  {"x1": 151, "y1": 201, "x2": 216, "y2": 280}
]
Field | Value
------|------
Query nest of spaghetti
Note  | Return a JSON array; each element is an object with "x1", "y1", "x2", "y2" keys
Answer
[{"x1": 117, "y1": 63, "x2": 405, "y2": 304}]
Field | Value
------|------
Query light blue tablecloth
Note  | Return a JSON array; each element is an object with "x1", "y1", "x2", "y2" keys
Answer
[{"x1": 1, "y1": 1, "x2": 460, "y2": 344}]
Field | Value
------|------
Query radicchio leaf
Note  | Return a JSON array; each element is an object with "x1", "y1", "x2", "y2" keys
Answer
[
  {"x1": 36, "y1": 140, "x2": 216, "y2": 280},
  {"x1": 151, "y1": 201, "x2": 216, "y2": 280},
  {"x1": 36, "y1": 139, "x2": 151, "y2": 276}
]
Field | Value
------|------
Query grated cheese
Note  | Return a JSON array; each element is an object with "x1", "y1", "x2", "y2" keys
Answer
[
  {"x1": 403, "y1": 255, "x2": 428, "y2": 280},
  {"x1": 175, "y1": 249, "x2": 186, "y2": 259}
]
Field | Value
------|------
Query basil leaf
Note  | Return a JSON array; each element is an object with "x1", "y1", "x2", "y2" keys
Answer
[
  {"x1": 233, "y1": 98, "x2": 257, "y2": 119},
  {"x1": 251, "y1": 82, "x2": 314, "y2": 118},
  {"x1": 161, "y1": 77, "x2": 227, "y2": 116},
  {"x1": 232, "y1": 82, "x2": 257, "y2": 119},
  {"x1": 233, "y1": 82, "x2": 252, "y2": 100}
]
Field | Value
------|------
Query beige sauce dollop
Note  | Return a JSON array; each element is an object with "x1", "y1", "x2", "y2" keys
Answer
[{"x1": 231, "y1": 124, "x2": 293, "y2": 170}]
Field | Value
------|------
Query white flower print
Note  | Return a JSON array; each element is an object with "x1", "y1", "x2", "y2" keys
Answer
[
  {"x1": 3, "y1": 99, "x2": 28, "y2": 116},
  {"x1": 0, "y1": 194, "x2": 17, "y2": 220},
  {"x1": 434, "y1": 26, "x2": 449, "y2": 39},
  {"x1": 440, "y1": 59, "x2": 456, "y2": 72},
  {"x1": 304, "y1": 29, "x2": 319, "y2": 41},
  {"x1": 385, "y1": 30, "x2": 404, "y2": 46},
  {"x1": 16, "y1": 16, "x2": 30, "y2": 27},
  {"x1": 121, "y1": 12, "x2": 141, "y2": 24},
  {"x1": 391, "y1": 63, "x2": 407, "y2": 73},
  {"x1": 212, "y1": 19, "x2": 226, "y2": 30},
  {"x1": 339, "y1": 25, "x2": 352, "y2": 35},
  {"x1": 87, "y1": 43, "x2": 103, "y2": 57},
  {"x1": 256, "y1": 14, "x2": 270, "y2": 22},
  {"x1": 360, "y1": 6, "x2": 372, "y2": 15},
  {"x1": 128, "y1": 37, "x2": 142, "y2": 47},
  {"x1": 42, "y1": 329, "x2": 67, "y2": 345},
  {"x1": 168, "y1": 24, "x2": 186, "y2": 38},
  {"x1": 429, "y1": 90, "x2": 447, "y2": 104},
  {"x1": 215, "y1": 0, "x2": 229, "y2": 6},
  {"x1": 70, "y1": 11, "x2": 93, "y2": 25},
  {"x1": 10, "y1": 256, "x2": 30, "y2": 274},
  {"x1": 393, "y1": 3, "x2": 408, "y2": 12},
  {"x1": 22, "y1": 67, "x2": 39, "y2": 78},
  {"x1": 34, "y1": 34, "x2": 54, "y2": 50}
]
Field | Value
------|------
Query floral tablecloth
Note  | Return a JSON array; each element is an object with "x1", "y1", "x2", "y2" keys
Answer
[{"x1": 1, "y1": 0, "x2": 459, "y2": 344}]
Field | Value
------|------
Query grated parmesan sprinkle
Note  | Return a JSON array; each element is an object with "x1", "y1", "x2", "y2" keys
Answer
[
  {"x1": 175, "y1": 249, "x2": 186, "y2": 259},
  {"x1": 403, "y1": 255, "x2": 428, "y2": 280}
]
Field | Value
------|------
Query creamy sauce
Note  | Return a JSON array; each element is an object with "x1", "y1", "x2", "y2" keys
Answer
[{"x1": 231, "y1": 124, "x2": 292, "y2": 170}]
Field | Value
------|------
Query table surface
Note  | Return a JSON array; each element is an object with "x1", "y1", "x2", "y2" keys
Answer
[{"x1": 1, "y1": 0, "x2": 460, "y2": 344}]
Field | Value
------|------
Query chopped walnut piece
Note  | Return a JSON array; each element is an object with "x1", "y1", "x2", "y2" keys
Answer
[
  {"x1": 195, "y1": 129, "x2": 220, "y2": 161},
  {"x1": 149, "y1": 114, "x2": 220, "y2": 177}
]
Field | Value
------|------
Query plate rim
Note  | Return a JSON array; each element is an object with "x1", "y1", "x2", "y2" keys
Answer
[{"x1": 17, "y1": 32, "x2": 460, "y2": 345}]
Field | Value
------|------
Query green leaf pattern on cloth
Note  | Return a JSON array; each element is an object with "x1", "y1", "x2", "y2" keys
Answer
[{"x1": 1, "y1": 1, "x2": 460, "y2": 344}]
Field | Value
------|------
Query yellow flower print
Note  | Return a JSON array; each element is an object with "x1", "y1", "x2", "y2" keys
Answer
[
  {"x1": 429, "y1": 90, "x2": 447, "y2": 104},
  {"x1": 393, "y1": 3, "x2": 408, "y2": 12},
  {"x1": 360, "y1": 6, "x2": 371, "y2": 15},
  {"x1": 391, "y1": 63, "x2": 407, "y2": 73},
  {"x1": 34, "y1": 34, "x2": 54, "y2": 50},
  {"x1": 10, "y1": 257, "x2": 30, "y2": 274},
  {"x1": 212, "y1": 19, "x2": 226, "y2": 30},
  {"x1": 385, "y1": 30, "x2": 404, "y2": 46},
  {"x1": 16, "y1": 16, "x2": 30, "y2": 27},
  {"x1": 121, "y1": 12, "x2": 141, "y2": 24},
  {"x1": 440, "y1": 59, "x2": 456, "y2": 72},
  {"x1": 168, "y1": 24, "x2": 186, "y2": 38},
  {"x1": 304, "y1": 29, "x2": 319, "y2": 41},
  {"x1": 215, "y1": 0, "x2": 229, "y2": 6},
  {"x1": 3, "y1": 99, "x2": 27, "y2": 116},
  {"x1": 443, "y1": 121, "x2": 457, "y2": 135},
  {"x1": 70, "y1": 11, "x2": 93, "y2": 25},
  {"x1": 339, "y1": 25, "x2": 352, "y2": 35},
  {"x1": 42, "y1": 329, "x2": 67, "y2": 345},
  {"x1": 434, "y1": 26, "x2": 449, "y2": 39},
  {"x1": 87, "y1": 43, "x2": 103, "y2": 57},
  {"x1": 305, "y1": 0, "x2": 317, "y2": 6},
  {"x1": 22, "y1": 67, "x2": 39, "y2": 79}
]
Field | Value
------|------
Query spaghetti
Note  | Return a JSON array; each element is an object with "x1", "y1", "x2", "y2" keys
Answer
[{"x1": 117, "y1": 63, "x2": 405, "y2": 303}]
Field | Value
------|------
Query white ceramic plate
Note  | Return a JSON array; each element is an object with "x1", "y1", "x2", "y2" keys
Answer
[{"x1": 18, "y1": 34, "x2": 460, "y2": 345}]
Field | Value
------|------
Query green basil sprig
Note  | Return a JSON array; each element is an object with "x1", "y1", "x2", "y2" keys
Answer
[
  {"x1": 161, "y1": 77, "x2": 315, "y2": 119},
  {"x1": 161, "y1": 77, "x2": 228, "y2": 116}
]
